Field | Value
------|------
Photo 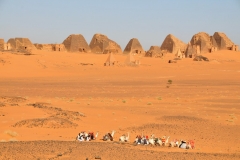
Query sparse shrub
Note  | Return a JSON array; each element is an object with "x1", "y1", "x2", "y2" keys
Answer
[
  {"x1": 168, "y1": 80, "x2": 173, "y2": 84},
  {"x1": 147, "y1": 102, "x2": 152, "y2": 105},
  {"x1": 122, "y1": 100, "x2": 126, "y2": 103}
]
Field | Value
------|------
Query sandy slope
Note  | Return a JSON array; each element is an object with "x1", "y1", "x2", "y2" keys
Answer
[{"x1": 0, "y1": 50, "x2": 240, "y2": 159}]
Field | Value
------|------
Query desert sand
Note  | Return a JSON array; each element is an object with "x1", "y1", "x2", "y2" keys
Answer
[{"x1": 0, "y1": 50, "x2": 240, "y2": 159}]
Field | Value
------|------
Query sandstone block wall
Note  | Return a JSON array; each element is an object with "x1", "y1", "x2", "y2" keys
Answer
[{"x1": 35, "y1": 44, "x2": 53, "y2": 51}]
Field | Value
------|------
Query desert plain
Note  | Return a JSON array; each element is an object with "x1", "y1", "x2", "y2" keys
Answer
[{"x1": 0, "y1": 50, "x2": 240, "y2": 159}]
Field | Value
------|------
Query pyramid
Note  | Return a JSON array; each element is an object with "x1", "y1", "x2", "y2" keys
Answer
[
  {"x1": 0, "y1": 39, "x2": 4, "y2": 51},
  {"x1": 213, "y1": 32, "x2": 234, "y2": 50},
  {"x1": 7, "y1": 38, "x2": 36, "y2": 51},
  {"x1": 62, "y1": 34, "x2": 90, "y2": 52},
  {"x1": 104, "y1": 52, "x2": 117, "y2": 66},
  {"x1": 190, "y1": 32, "x2": 218, "y2": 53},
  {"x1": 160, "y1": 34, "x2": 187, "y2": 54},
  {"x1": 185, "y1": 42, "x2": 193, "y2": 58},
  {"x1": 125, "y1": 53, "x2": 136, "y2": 64},
  {"x1": 145, "y1": 46, "x2": 162, "y2": 57},
  {"x1": 123, "y1": 38, "x2": 145, "y2": 55},
  {"x1": 89, "y1": 34, "x2": 122, "y2": 54},
  {"x1": 175, "y1": 49, "x2": 183, "y2": 58}
]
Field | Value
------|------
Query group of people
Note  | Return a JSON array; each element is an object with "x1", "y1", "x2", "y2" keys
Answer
[
  {"x1": 76, "y1": 131, "x2": 98, "y2": 141},
  {"x1": 76, "y1": 131, "x2": 195, "y2": 149},
  {"x1": 134, "y1": 135, "x2": 195, "y2": 149}
]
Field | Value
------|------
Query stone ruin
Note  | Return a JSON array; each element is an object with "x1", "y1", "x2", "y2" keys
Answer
[
  {"x1": 89, "y1": 34, "x2": 122, "y2": 54},
  {"x1": 213, "y1": 32, "x2": 238, "y2": 51},
  {"x1": 7, "y1": 38, "x2": 36, "y2": 54},
  {"x1": 0, "y1": 39, "x2": 12, "y2": 51},
  {"x1": 145, "y1": 46, "x2": 164, "y2": 58},
  {"x1": 104, "y1": 52, "x2": 117, "y2": 66},
  {"x1": 0, "y1": 39, "x2": 4, "y2": 51},
  {"x1": 34, "y1": 44, "x2": 66, "y2": 52},
  {"x1": 62, "y1": 34, "x2": 91, "y2": 53},
  {"x1": 160, "y1": 34, "x2": 187, "y2": 55},
  {"x1": 188, "y1": 32, "x2": 218, "y2": 56},
  {"x1": 123, "y1": 38, "x2": 145, "y2": 55},
  {"x1": 35, "y1": 44, "x2": 54, "y2": 51}
]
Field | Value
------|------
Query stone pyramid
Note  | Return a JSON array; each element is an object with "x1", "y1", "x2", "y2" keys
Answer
[
  {"x1": 89, "y1": 34, "x2": 122, "y2": 54},
  {"x1": 104, "y1": 52, "x2": 117, "y2": 66},
  {"x1": 160, "y1": 34, "x2": 186, "y2": 54},
  {"x1": 7, "y1": 38, "x2": 36, "y2": 51},
  {"x1": 62, "y1": 34, "x2": 90, "y2": 52},
  {"x1": 176, "y1": 49, "x2": 183, "y2": 58},
  {"x1": 213, "y1": 32, "x2": 234, "y2": 50},
  {"x1": 123, "y1": 38, "x2": 145, "y2": 55},
  {"x1": 125, "y1": 53, "x2": 135, "y2": 64},
  {"x1": 185, "y1": 42, "x2": 193, "y2": 58},
  {"x1": 105, "y1": 52, "x2": 116, "y2": 63},
  {"x1": 190, "y1": 32, "x2": 218, "y2": 53},
  {"x1": 145, "y1": 46, "x2": 162, "y2": 57}
]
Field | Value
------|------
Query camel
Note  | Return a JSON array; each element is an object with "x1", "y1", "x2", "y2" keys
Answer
[
  {"x1": 134, "y1": 135, "x2": 142, "y2": 145},
  {"x1": 119, "y1": 132, "x2": 130, "y2": 142},
  {"x1": 155, "y1": 138, "x2": 163, "y2": 146},
  {"x1": 170, "y1": 139, "x2": 179, "y2": 147},
  {"x1": 76, "y1": 132, "x2": 85, "y2": 142},
  {"x1": 84, "y1": 132, "x2": 90, "y2": 141},
  {"x1": 179, "y1": 140, "x2": 192, "y2": 149},
  {"x1": 164, "y1": 136, "x2": 170, "y2": 147},
  {"x1": 88, "y1": 132, "x2": 98, "y2": 141},
  {"x1": 148, "y1": 134, "x2": 155, "y2": 146},
  {"x1": 141, "y1": 135, "x2": 149, "y2": 145},
  {"x1": 103, "y1": 130, "x2": 115, "y2": 141},
  {"x1": 187, "y1": 140, "x2": 195, "y2": 149}
]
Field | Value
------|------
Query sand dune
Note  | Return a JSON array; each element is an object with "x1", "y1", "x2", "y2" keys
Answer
[{"x1": 0, "y1": 50, "x2": 240, "y2": 159}]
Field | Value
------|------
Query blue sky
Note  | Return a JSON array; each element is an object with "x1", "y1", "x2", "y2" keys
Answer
[{"x1": 0, "y1": 0, "x2": 239, "y2": 50}]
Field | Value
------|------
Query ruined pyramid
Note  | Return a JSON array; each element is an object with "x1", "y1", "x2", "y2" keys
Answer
[
  {"x1": 160, "y1": 34, "x2": 186, "y2": 54},
  {"x1": 190, "y1": 32, "x2": 218, "y2": 53},
  {"x1": 213, "y1": 32, "x2": 234, "y2": 50},
  {"x1": 7, "y1": 38, "x2": 36, "y2": 51},
  {"x1": 62, "y1": 34, "x2": 91, "y2": 52},
  {"x1": 89, "y1": 34, "x2": 122, "y2": 54}
]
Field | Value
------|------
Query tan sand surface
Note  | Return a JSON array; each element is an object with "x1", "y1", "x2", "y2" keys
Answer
[{"x1": 0, "y1": 50, "x2": 240, "y2": 159}]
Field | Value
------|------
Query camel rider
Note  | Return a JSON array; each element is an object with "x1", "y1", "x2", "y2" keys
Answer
[
  {"x1": 77, "y1": 132, "x2": 85, "y2": 141},
  {"x1": 137, "y1": 135, "x2": 141, "y2": 144},
  {"x1": 162, "y1": 136, "x2": 166, "y2": 144},
  {"x1": 89, "y1": 132, "x2": 94, "y2": 140},
  {"x1": 142, "y1": 136, "x2": 149, "y2": 145},
  {"x1": 108, "y1": 133, "x2": 113, "y2": 141}
]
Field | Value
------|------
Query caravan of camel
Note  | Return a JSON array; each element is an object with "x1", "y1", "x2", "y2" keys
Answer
[{"x1": 76, "y1": 130, "x2": 195, "y2": 149}]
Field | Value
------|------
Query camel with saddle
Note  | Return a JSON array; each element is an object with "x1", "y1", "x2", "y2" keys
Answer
[{"x1": 102, "y1": 130, "x2": 115, "y2": 141}]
